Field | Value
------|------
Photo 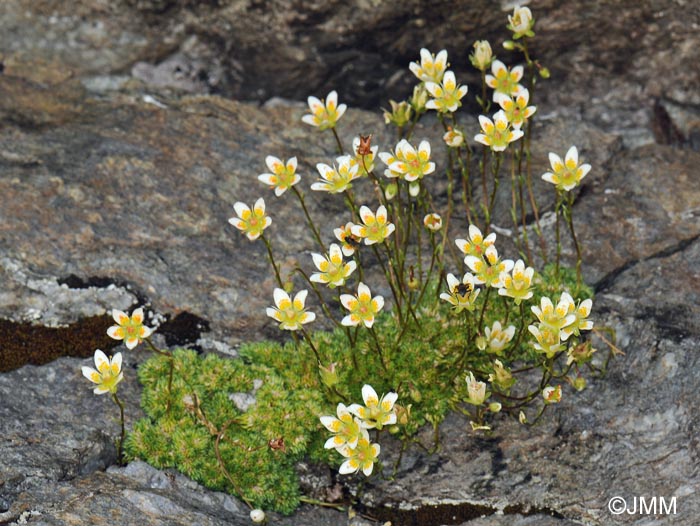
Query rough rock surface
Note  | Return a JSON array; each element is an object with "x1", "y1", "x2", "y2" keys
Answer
[{"x1": 1, "y1": 0, "x2": 700, "y2": 525}]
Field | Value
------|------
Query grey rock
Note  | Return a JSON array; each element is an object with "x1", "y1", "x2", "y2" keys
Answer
[{"x1": 1, "y1": 1, "x2": 700, "y2": 525}]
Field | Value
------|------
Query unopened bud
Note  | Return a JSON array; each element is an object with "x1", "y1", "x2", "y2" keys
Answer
[
  {"x1": 395, "y1": 403, "x2": 412, "y2": 425},
  {"x1": 423, "y1": 213, "x2": 443, "y2": 231},
  {"x1": 572, "y1": 376, "x2": 587, "y2": 391},
  {"x1": 470, "y1": 40, "x2": 493, "y2": 71},
  {"x1": 409, "y1": 386, "x2": 422, "y2": 402},
  {"x1": 383, "y1": 100, "x2": 412, "y2": 127},
  {"x1": 250, "y1": 509, "x2": 266, "y2": 523},
  {"x1": 385, "y1": 182, "x2": 398, "y2": 200},
  {"x1": 319, "y1": 362, "x2": 340, "y2": 388},
  {"x1": 410, "y1": 84, "x2": 429, "y2": 114}
]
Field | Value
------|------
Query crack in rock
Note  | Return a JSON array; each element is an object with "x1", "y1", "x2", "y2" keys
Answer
[{"x1": 594, "y1": 233, "x2": 700, "y2": 293}]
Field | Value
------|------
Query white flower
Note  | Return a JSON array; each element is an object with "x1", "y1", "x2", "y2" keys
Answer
[
  {"x1": 340, "y1": 282, "x2": 384, "y2": 328},
  {"x1": 485, "y1": 60, "x2": 524, "y2": 100},
  {"x1": 541, "y1": 146, "x2": 591, "y2": 191},
  {"x1": 483, "y1": 321, "x2": 516, "y2": 354},
  {"x1": 498, "y1": 259, "x2": 535, "y2": 304},
  {"x1": 508, "y1": 6, "x2": 535, "y2": 39},
  {"x1": 455, "y1": 224, "x2": 496, "y2": 258},
  {"x1": 350, "y1": 135, "x2": 378, "y2": 175},
  {"x1": 379, "y1": 139, "x2": 435, "y2": 197},
  {"x1": 337, "y1": 432, "x2": 380, "y2": 476},
  {"x1": 348, "y1": 384, "x2": 398, "y2": 430},
  {"x1": 81, "y1": 350, "x2": 123, "y2": 395},
  {"x1": 440, "y1": 272, "x2": 480, "y2": 312},
  {"x1": 107, "y1": 308, "x2": 154, "y2": 350},
  {"x1": 310, "y1": 155, "x2": 361, "y2": 194},
  {"x1": 494, "y1": 88, "x2": 536, "y2": 130},
  {"x1": 257, "y1": 155, "x2": 300, "y2": 196},
  {"x1": 229, "y1": 198, "x2": 272, "y2": 241},
  {"x1": 464, "y1": 245, "x2": 514, "y2": 288},
  {"x1": 409, "y1": 48, "x2": 448, "y2": 83},
  {"x1": 425, "y1": 71, "x2": 468, "y2": 113},
  {"x1": 319, "y1": 403, "x2": 364, "y2": 450},
  {"x1": 310, "y1": 243, "x2": 357, "y2": 288},
  {"x1": 465, "y1": 371, "x2": 487, "y2": 406},
  {"x1": 474, "y1": 110, "x2": 524, "y2": 152},
  {"x1": 266, "y1": 288, "x2": 316, "y2": 331},
  {"x1": 351, "y1": 205, "x2": 395, "y2": 245},
  {"x1": 301, "y1": 90, "x2": 347, "y2": 130}
]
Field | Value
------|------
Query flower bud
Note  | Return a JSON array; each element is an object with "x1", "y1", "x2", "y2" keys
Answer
[
  {"x1": 475, "y1": 335, "x2": 487, "y2": 351},
  {"x1": 502, "y1": 40, "x2": 516, "y2": 51},
  {"x1": 489, "y1": 402, "x2": 502, "y2": 413},
  {"x1": 423, "y1": 213, "x2": 443, "y2": 231},
  {"x1": 383, "y1": 100, "x2": 412, "y2": 128},
  {"x1": 488, "y1": 359, "x2": 516, "y2": 390},
  {"x1": 250, "y1": 509, "x2": 266, "y2": 523},
  {"x1": 519, "y1": 411, "x2": 527, "y2": 424},
  {"x1": 409, "y1": 386, "x2": 422, "y2": 402},
  {"x1": 385, "y1": 182, "x2": 398, "y2": 200},
  {"x1": 470, "y1": 40, "x2": 493, "y2": 71},
  {"x1": 572, "y1": 376, "x2": 587, "y2": 391},
  {"x1": 394, "y1": 403, "x2": 412, "y2": 425},
  {"x1": 443, "y1": 127, "x2": 465, "y2": 148},
  {"x1": 319, "y1": 362, "x2": 340, "y2": 388},
  {"x1": 539, "y1": 66, "x2": 550, "y2": 79},
  {"x1": 410, "y1": 84, "x2": 429, "y2": 114}
]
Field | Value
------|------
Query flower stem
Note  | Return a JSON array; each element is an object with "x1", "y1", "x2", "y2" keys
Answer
[
  {"x1": 565, "y1": 192, "x2": 583, "y2": 286},
  {"x1": 485, "y1": 152, "x2": 503, "y2": 233},
  {"x1": 299, "y1": 496, "x2": 347, "y2": 511},
  {"x1": 292, "y1": 186, "x2": 324, "y2": 251},
  {"x1": 512, "y1": 301, "x2": 528, "y2": 352},
  {"x1": 145, "y1": 337, "x2": 174, "y2": 414},
  {"x1": 331, "y1": 127, "x2": 344, "y2": 154},
  {"x1": 478, "y1": 286, "x2": 492, "y2": 333},
  {"x1": 300, "y1": 328, "x2": 322, "y2": 365},
  {"x1": 293, "y1": 267, "x2": 340, "y2": 327},
  {"x1": 555, "y1": 190, "x2": 562, "y2": 279},
  {"x1": 368, "y1": 326, "x2": 388, "y2": 372},
  {"x1": 261, "y1": 234, "x2": 284, "y2": 288},
  {"x1": 111, "y1": 392, "x2": 126, "y2": 465},
  {"x1": 480, "y1": 146, "x2": 489, "y2": 230},
  {"x1": 214, "y1": 419, "x2": 254, "y2": 509}
]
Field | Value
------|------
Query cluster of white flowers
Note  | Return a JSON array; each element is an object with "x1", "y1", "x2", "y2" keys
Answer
[
  {"x1": 440, "y1": 222, "x2": 594, "y2": 419},
  {"x1": 319, "y1": 385, "x2": 398, "y2": 476}
]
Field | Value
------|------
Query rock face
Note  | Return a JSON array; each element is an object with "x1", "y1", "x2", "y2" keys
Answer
[{"x1": 1, "y1": 1, "x2": 700, "y2": 525}]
